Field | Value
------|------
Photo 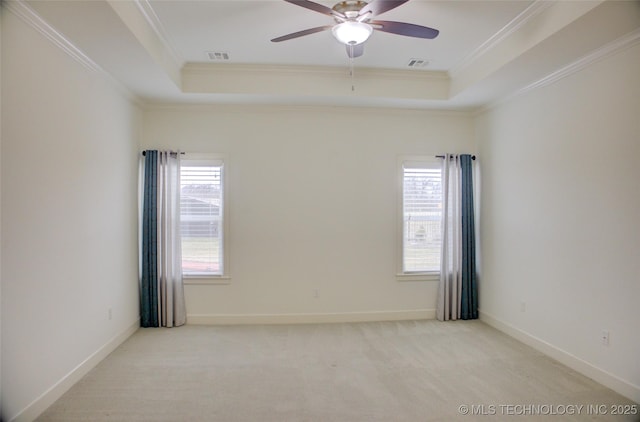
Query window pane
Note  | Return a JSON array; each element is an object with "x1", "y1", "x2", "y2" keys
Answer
[
  {"x1": 180, "y1": 164, "x2": 223, "y2": 275},
  {"x1": 403, "y1": 165, "x2": 442, "y2": 272}
]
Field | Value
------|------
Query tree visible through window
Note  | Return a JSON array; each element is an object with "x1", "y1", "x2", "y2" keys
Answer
[
  {"x1": 402, "y1": 161, "x2": 442, "y2": 273},
  {"x1": 180, "y1": 162, "x2": 223, "y2": 276}
]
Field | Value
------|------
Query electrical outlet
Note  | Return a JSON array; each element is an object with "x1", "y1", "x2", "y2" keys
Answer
[
  {"x1": 601, "y1": 330, "x2": 610, "y2": 346},
  {"x1": 108, "y1": 308, "x2": 113, "y2": 320}
]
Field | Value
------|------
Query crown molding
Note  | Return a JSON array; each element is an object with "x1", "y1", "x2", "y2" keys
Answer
[
  {"x1": 4, "y1": 0, "x2": 100, "y2": 72},
  {"x1": 134, "y1": 0, "x2": 183, "y2": 66},
  {"x1": 141, "y1": 101, "x2": 474, "y2": 118},
  {"x1": 515, "y1": 28, "x2": 640, "y2": 97},
  {"x1": 3, "y1": 0, "x2": 142, "y2": 106},
  {"x1": 106, "y1": 0, "x2": 182, "y2": 88},
  {"x1": 182, "y1": 63, "x2": 449, "y2": 80},
  {"x1": 479, "y1": 28, "x2": 640, "y2": 115},
  {"x1": 449, "y1": 0, "x2": 552, "y2": 78},
  {"x1": 449, "y1": 0, "x2": 604, "y2": 99}
]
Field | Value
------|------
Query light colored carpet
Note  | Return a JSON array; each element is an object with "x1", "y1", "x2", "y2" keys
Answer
[{"x1": 37, "y1": 320, "x2": 637, "y2": 421}]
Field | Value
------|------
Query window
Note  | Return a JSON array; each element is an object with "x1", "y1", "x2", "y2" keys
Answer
[
  {"x1": 180, "y1": 158, "x2": 226, "y2": 277},
  {"x1": 400, "y1": 158, "x2": 443, "y2": 275}
]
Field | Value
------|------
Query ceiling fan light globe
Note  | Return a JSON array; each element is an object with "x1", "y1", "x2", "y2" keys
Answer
[{"x1": 331, "y1": 21, "x2": 372, "y2": 45}]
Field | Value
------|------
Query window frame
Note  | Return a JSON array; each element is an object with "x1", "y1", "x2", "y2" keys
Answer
[
  {"x1": 396, "y1": 156, "x2": 442, "y2": 282},
  {"x1": 180, "y1": 153, "x2": 230, "y2": 284}
]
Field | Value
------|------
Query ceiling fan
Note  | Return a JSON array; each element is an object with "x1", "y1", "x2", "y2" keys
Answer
[{"x1": 271, "y1": 0, "x2": 439, "y2": 58}]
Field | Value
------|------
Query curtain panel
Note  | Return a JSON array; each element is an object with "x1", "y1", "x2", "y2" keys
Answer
[
  {"x1": 460, "y1": 154, "x2": 478, "y2": 320},
  {"x1": 140, "y1": 150, "x2": 186, "y2": 327},
  {"x1": 437, "y1": 154, "x2": 478, "y2": 321}
]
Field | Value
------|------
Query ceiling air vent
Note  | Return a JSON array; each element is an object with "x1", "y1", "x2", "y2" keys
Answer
[
  {"x1": 407, "y1": 58, "x2": 429, "y2": 68},
  {"x1": 206, "y1": 51, "x2": 230, "y2": 61}
]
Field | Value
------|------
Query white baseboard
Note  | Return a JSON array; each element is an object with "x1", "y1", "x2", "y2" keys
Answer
[
  {"x1": 187, "y1": 309, "x2": 435, "y2": 325},
  {"x1": 11, "y1": 319, "x2": 140, "y2": 422},
  {"x1": 479, "y1": 310, "x2": 640, "y2": 404}
]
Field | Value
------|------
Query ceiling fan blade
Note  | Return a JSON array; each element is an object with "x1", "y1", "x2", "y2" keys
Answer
[
  {"x1": 283, "y1": 0, "x2": 344, "y2": 18},
  {"x1": 370, "y1": 20, "x2": 439, "y2": 39},
  {"x1": 346, "y1": 43, "x2": 365, "y2": 58},
  {"x1": 359, "y1": 0, "x2": 409, "y2": 17},
  {"x1": 271, "y1": 25, "x2": 332, "y2": 42}
]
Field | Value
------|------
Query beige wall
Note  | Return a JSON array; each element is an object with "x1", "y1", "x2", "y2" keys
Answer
[
  {"x1": 475, "y1": 43, "x2": 640, "y2": 401},
  {"x1": 142, "y1": 105, "x2": 475, "y2": 323},
  {"x1": 1, "y1": 9, "x2": 140, "y2": 421},
  {"x1": 4, "y1": 0, "x2": 638, "y2": 417}
]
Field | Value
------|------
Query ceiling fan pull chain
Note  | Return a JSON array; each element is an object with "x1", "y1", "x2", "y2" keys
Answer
[{"x1": 350, "y1": 45, "x2": 355, "y2": 92}]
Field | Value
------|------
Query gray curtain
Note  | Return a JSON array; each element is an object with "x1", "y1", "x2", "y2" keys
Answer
[
  {"x1": 437, "y1": 154, "x2": 478, "y2": 321},
  {"x1": 460, "y1": 154, "x2": 478, "y2": 319},
  {"x1": 140, "y1": 150, "x2": 186, "y2": 327}
]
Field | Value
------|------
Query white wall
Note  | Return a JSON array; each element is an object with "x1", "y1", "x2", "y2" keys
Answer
[
  {"x1": 476, "y1": 43, "x2": 640, "y2": 401},
  {"x1": 142, "y1": 105, "x2": 474, "y2": 323},
  {"x1": 1, "y1": 9, "x2": 140, "y2": 421}
]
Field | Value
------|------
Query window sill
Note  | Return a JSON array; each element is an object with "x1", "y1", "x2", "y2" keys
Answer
[
  {"x1": 396, "y1": 272, "x2": 439, "y2": 282},
  {"x1": 184, "y1": 275, "x2": 231, "y2": 285}
]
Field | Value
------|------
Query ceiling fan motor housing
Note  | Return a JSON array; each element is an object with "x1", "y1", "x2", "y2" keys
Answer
[{"x1": 332, "y1": 1, "x2": 368, "y2": 20}]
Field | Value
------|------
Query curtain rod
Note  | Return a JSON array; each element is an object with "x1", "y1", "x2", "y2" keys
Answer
[
  {"x1": 142, "y1": 151, "x2": 474, "y2": 159},
  {"x1": 436, "y1": 154, "x2": 476, "y2": 160},
  {"x1": 141, "y1": 151, "x2": 185, "y2": 156}
]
